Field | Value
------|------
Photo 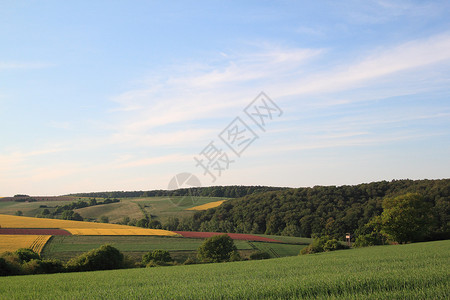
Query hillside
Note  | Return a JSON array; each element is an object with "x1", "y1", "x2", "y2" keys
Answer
[
  {"x1": 1, "y1": 240, "x2": 448, "y2": 299},
  {"x1": 185, "y1": 179, "x2": 450, "y2": 239}
]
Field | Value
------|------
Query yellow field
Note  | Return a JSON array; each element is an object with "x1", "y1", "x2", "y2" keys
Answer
[
  {"x1": 0, "y1": 235, "x2": 50, "y2": 254},
  {"x1": 0, "y1": 214, "x2": 178, "y2": 236},
  {"x1": 29, "y1": 235, "x2": 52, "y2": 253},
  {"x1": 186, "y1": 200, "x2": 226, "y2": 211}
]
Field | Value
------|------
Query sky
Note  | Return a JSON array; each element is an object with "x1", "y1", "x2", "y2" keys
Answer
[{"x1": 1, "y1": 1, "x2": 449, "y2": 196}]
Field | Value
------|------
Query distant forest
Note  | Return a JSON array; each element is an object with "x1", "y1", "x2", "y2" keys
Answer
[
  {"x1": 180, "y1": 179, "x2": 449, "y2": 240},
  {"x1": 68, "y1": 186, "x2": 286, "y2": 199}
]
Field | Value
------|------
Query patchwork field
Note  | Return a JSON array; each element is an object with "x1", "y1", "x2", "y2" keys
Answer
[
  {"x1": 0, "y1": 214, "x2": 177, "y2": 235},
  {"x1": 0, "y1": 196, "x2": 228, "y2": 224},
  {"x1": 0, "y1": 214, "x2": 309, "y2": 262},
  {"x1": 1, "y1": 240, "x2": 448, "y2": 299}
]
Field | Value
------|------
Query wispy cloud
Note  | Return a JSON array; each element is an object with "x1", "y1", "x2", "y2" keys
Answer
[{"x1": 276, "y1": 33, "x2": 450, "y2": 98}]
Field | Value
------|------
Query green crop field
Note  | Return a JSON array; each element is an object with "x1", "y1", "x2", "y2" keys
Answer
[
  {"x1": 2, "y1": 240, "x2": 448, "y2": 299},
  {"x1": 249, "y1": 241, "x2": 307, "y2": 257},
  {"x1": 42, "y1": 235, "x2": 253, "y2": 262}
]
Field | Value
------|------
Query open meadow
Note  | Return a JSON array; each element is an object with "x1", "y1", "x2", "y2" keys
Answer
[{"x1": 1, "y1": 240, "x2": 448, "y2": 299}]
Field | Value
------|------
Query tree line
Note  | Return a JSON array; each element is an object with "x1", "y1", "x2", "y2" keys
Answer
[{"x1": 68, "y1": 186, "x2": 286, "y2": 199}]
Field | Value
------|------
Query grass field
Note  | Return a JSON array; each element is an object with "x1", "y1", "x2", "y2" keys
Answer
[
  {"x1": 249, "y1": 241, "x2": 307, "y2": 257},
  {"x1": 1, "y1": 240, "x2": 448, "y2": 299}
]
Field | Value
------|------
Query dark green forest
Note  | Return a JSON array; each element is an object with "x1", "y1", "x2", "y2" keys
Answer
[{"x1": 181, "y1": 179, "x2": 449, "y2": 240}]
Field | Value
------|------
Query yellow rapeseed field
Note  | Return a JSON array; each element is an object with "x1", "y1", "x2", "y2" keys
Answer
[
  {"x1": 0, "y1": 235, "x2": 50, "y2": 254},
  {"x1": 186, "y1": 200, "x2": 226, "y2": 211},
  {"x1": 0, "y1": 214, "x2": 178, "y2": 236}
]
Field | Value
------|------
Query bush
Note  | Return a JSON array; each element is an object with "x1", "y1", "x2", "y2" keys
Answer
[
  {"x1": 142, "y1": 250, "x2": 173, "y2": 265},
  {"x1": 249, "y1": 251, "x2": 271, "y2": 260},
  {"x1": 15, "y1": 248, "x2": 40, "y2": 263},
  {"x1": 197, "y1": 234, "x2": 239, "y2": 263},
  {"x1": 300, "y1": 236, "x2": 349, "y2": 255},
  {"x1": 66, "y1": 244, "x2": 124, "y2": 272},
  {"x1": 23, "y1": 259, "x2": 64, "y2": 275},
  {"x1": 0, "y1": 257, "x2": 21, "y2": 276}
]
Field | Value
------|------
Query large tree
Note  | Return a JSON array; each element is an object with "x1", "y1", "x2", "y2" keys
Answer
[{"x1": 380, "y1": 193, "x2": 433, "y2": 243}]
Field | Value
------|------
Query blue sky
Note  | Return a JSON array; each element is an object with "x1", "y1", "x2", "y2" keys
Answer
[{"x1": 1, "y1": 1, "x2": 449, "y2": 196}]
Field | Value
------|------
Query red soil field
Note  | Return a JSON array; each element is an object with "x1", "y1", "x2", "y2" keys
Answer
[
  {"x1": 174, "y1": 231, "x2": 282, "y2": 243},
  {"x1": 0, "y1": 228, "x2": 71, "y2": 236}
]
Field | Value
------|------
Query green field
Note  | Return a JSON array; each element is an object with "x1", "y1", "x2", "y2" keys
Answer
[{"x1": 1, "y1": 240, "x2": 448, "y2": 299}]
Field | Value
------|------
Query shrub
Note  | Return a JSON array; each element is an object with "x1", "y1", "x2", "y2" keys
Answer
[
  {"x1": 197, "y1": 234, "x2": 239, "y2": 263},
  {"x1": 142, "y1": 250, "x2": 172, "y2": 265},
  {"x1": 15, "y1": 248, "x2": 40, "y2": 263},
  {"x1": 23, "y1": 259, "x2": 64, "y2": 275},
  {"x1": 66, "y1": 244, "x2": 124, "y2": 272},
  {"x1": 249, "y1": 251, "x2": 271, "y2": 260},
  {"x1": 300, "y1": 236, "x2": 349, "y2": 255},
  {"x1": 0, "y1": 257, "x2": 21, "y2": 276}
]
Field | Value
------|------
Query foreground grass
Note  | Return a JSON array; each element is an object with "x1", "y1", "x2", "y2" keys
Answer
[{"x1": 1, "y1": 240, "x2": 449, "y2": 299}]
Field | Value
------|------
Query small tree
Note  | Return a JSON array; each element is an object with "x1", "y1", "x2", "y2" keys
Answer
[
  {"x1": 100, "y1": 216, "x2": 109, "y2": 223},
  {"x1": 66, "y1": 244, "x2": 124, "y2": 272},
  {"x1": 15, "y1": 248, "x2": 40, "y2": 262},
  {"x1": 354, "y1": 216, "x2": 386, "y2": 247},
  {"x1": 142, "y1": 250, "x2": 172, "y2": 266},
  {"x1": 197, "y1": 234, "x2": 239, "y2": 263}
]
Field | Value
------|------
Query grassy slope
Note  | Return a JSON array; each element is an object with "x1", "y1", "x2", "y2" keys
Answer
[
  {"x1": 0, "y1": 200, "x2": 77, "y2": 217},
  {"x1": 76, "y1": 196, "x2": 227, "y2": 223},
  {"x1": 1, "y1": 240, "x2": 448, "y2": 299}
]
